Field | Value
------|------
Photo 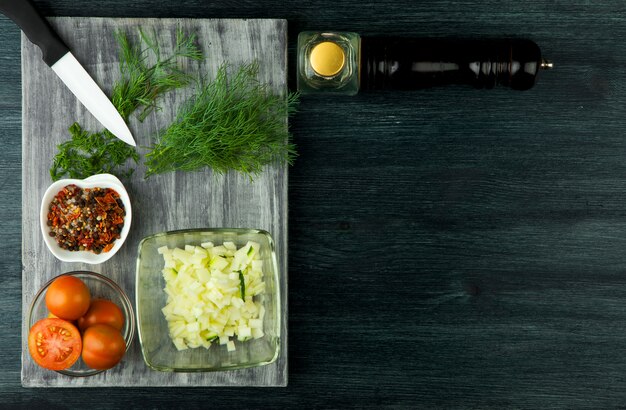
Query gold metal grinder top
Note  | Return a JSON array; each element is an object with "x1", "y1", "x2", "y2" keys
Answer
[{"x1": 310, "y1": 41, "x2": 346, "y2": 77}]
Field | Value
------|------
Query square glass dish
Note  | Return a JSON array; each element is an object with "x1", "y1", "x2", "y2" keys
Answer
[{"x1": 135, "y1": 228, "x2": 281, "y2": 372}]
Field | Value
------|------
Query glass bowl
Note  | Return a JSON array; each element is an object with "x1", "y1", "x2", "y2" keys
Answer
[
  {"x1": 27, "y1": 271, "x2": 135, "y2": 377},
  {"x1": 135, "y1": 228, "x2": 281, "y2": 372},
  {"x1": 39, "y1": 173, "x2": 132, "y2": 265}
]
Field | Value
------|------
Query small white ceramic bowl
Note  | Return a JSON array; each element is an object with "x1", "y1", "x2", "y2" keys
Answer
[{"x1": 40, "y1": 174, "x2": 132, "y2": 264}]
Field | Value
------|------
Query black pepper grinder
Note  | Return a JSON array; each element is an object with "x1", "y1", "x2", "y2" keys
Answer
[{"x1": 297, "y1": 31, "x2": 553, "y2": 95}]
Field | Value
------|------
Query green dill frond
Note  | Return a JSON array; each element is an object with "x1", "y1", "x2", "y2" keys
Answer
[
  {"x1": 50, "y1": 123, "x2": 140, "y2": 181},
  {"x1": 112, "y1": 28, "x2": 203, "y2": 121},
  {"x1": 173, "y1": 27, "x2": 203, "y2": 61},
  {"x1": 144, "y1": 62, "x2": 299, "y2": 178}
]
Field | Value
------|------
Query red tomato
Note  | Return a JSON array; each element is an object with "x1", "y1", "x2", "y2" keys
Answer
[
  {"x1": 28, "y1": 318, "x2": 82, "y2": 371},
  {"x1": 81, "y1": 324, "x2": 126, "y2": 370},
  {"x1": 78, "y1": 299, "x2": 124, "y2": 331},
  {"x1": 45, "y1": 275, "x2": 91, "y2": 320}
]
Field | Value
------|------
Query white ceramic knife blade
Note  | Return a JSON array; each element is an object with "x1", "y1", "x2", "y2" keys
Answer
[{"x1": 52, "y1": 53, "x2": 136, "y2": 146}]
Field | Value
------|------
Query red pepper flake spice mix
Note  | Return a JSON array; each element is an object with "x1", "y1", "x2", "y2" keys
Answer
[{"x1": 47, "y1": 184, "x2": 126, "y2": 254}]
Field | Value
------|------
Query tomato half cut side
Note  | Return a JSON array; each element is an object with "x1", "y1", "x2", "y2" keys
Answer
[{"x1": 28, "y1": 318, "x2": 82, "y2": 371}]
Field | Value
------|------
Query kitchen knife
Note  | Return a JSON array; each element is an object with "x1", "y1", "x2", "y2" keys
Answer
[{"x1": 0, "y1": 0, "x2": 136, "y2": 146}]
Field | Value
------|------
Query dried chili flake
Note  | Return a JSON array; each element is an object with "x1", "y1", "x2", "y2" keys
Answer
[{"x1": 47, "y1": 184, "x2": 126, "y2": 254}]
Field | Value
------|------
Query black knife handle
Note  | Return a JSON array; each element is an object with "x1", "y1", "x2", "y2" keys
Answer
[{"x1": 0, "y1": 0, "x2": 68, "y2": 66}]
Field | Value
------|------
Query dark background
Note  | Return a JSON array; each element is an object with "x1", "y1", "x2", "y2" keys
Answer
[{"x1": 2, "y1": 0, "x2": 626, "y2": 408}]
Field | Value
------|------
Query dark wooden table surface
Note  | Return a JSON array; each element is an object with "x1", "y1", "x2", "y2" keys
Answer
[{"x1": 2, "y1": 0, "x2": 626, "y2": 408}]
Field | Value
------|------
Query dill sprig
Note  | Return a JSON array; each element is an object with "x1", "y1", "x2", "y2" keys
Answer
[
  {"x1": 50, "y1": 28, "x2": 202, "y2": 181},
  {"x1": 145, "y1": 62, "x2": 299, "y2": 178},
  {"x1": 112, "y1": 28, "x2": 203, "y2": 121},
  {"x1": 50, "y1": 123, "x2": 140, "y2": 180}
]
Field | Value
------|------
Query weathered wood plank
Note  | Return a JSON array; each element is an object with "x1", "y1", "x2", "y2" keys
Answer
[{"x1": 21, "y1": 17, "x2": 288, "y2": 387}]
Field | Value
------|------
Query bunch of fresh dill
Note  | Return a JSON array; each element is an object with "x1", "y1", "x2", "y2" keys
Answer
[
  {"x1": 144, "y1": 62, "x2": 299, "y2": 178},
  {"x1": 50, "y1": 29, "x2": 202, "y2": 181}
]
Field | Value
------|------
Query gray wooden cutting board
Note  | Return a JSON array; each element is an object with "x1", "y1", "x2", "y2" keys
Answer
[{"x1": 21, "y1": 17, "x2": 288, "y2": 387}]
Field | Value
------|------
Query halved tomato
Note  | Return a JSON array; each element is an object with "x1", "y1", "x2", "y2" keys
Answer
[
  {"x1": 78, "y1": 299, "x2": 124, "y2": 331},
  {"x1": 28, "y1": 318, "x2": 82, "y2": 371}
]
